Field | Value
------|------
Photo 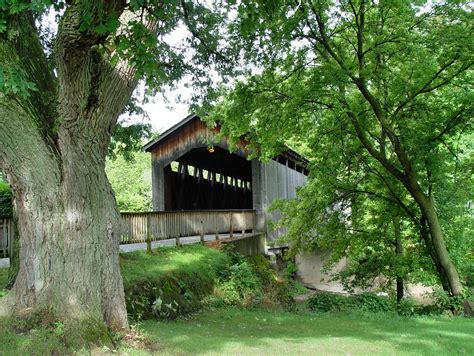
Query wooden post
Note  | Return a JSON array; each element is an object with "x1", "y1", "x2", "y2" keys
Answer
[
  {"x1": 252, "y1": 211, "x2": 256, "y2": 233},
  {"x1": 9, "y1": 218, "x2": 14, "y2": 258},
  {"x1": 0, "y1": 219, "x2": 5, "y2": 258},
  {"x1": 200, "y1": 219, "x2": 204, "y2": 243},
  {"x1": 177, "y1": 164, "x2": 187, "y2": 210},
  {"x1": 229, "y1": 211, "x2": 233, "y2": 238},
  {"x1": 146, "y1": 214, "x2": 152, "y2": 253}
]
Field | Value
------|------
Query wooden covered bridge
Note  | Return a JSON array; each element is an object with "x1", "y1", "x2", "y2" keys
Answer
[
  {"x1": 0, "y1": 114, "x2": 308, "y2": 257},
  {"x1": 121, "y1": 114, "x2": 308, "y2": 253}
]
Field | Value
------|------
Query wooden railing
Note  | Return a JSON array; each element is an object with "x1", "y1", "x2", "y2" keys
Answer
[
  {"x1": 0, "y1": 210, "x2": 258, "y2": 254},
  {"x1": 0, "y1": 217, "x2": 13, "y2": 258},
  {"x1": 121, "y1": 210, "x2": 257, "y2": 245}
]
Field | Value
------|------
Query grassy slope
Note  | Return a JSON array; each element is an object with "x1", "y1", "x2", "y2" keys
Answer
[
  {"x1": 0, "y1": 268, "x2": 7, "y2": 288},
  {"x1": 0, "y1": 245, "x2": 231, "y2": 354},
  {"x1": 120, "y1": 244, "x2": 229, "y2": 289},
  {"x1": 136, "y1": 307, "x2": 474, "y2": 356}
]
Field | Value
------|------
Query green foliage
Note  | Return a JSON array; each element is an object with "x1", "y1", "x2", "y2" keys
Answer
[
  {"x1": 307, "y1": 292, "x2": 349, "y2": 313},
  {"x1": 308, "y1": 292, "x2": 395, "y2": 314},
  {"x1": 283, "y1": 261, "x2": 298, "y2": 282},
  {"x1": 430, "y1": 288, "x2": 470, "y2": 315},
  {"x1": 106, "y1": 149, "x2": 152, "y2": 212},
  {"x1": 0, "y1": 66, "x2": 37, "y2": 98},
  {"x1": 213, "y1": 258, "x2": 262, "y2": 306},
  {"x1": 120, "y1": 245, "x2": 231, "y2": 320},
  {"x1": 211, "y1": 253, "x2": 294, "y2": 310},
  {"x1": 108, "y1": 122, "x2": 152, "y2": 161},
  {"x1": 0, "y1": 173, "x2": 12, "y2": 216},
  {"x1": 0, "y1": 267, "x2": 8, "y2": 297},
  {"x1": 306, "y1": 290, "x2": 470, "y2": 316},
  {"x1": 282, "y1": 261, "x2": 309, "y2": 297},
  {"x1": 0, "y1": 317, "x2": 69, "y2": 354},
  {"x1": 207, "y1": 0, "x2": 474, "y2": 295}
]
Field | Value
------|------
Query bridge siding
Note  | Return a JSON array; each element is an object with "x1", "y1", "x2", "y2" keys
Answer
[
  {"x1": 146, "y1": 115, "x2": 308, "y2": 249},
  {"x1": 260, "y1": 159, "x2": 307, "y2": 241}
]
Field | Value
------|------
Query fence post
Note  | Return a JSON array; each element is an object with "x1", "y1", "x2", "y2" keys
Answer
[
  {"x1": 0, "y1": 219, "x2": 5, "y2": 258},
  {"x1": 252, "y1": 211, "x2": 256, "y2": 233},
  {"x1": 229, "y1": 211, "x2": 233, "y2": 238},
  {"x1": 200, "y1": 219, "x2": 204, "y2": 243},
  {"x1": 9, "y1": 219, "x2": 14, "y2": 259},
  {"x1": 146, "y1": 214, "x2": 152, "y2": 253}
]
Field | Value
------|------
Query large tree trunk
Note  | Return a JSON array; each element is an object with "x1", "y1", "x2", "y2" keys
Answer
[
  {"x1": 407, "y1": 178, "x2": 463, "y2": 297},
  {"x1": 1, "y1": 98, "x2": 129, "y2": 330},
  {"x1": 0, "y1": 6, "x2": 139, "y2": 331},
  {"x1": 419, "y1": 215, "x2": 451, "y2": 293},
  {"x1": 11, "y1": 146, "x2": 127, "y2": 329}
]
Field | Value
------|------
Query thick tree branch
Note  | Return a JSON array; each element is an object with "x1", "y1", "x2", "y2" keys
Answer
[
  {"x1": 0, "y1": 13, "x2": 60, "y2": 187},
  {"x1": 347, "y1": 111, "x2": 406, "y2": 183},
  {"x1": 4, "y1": 13, "x2": 58, "y2": 148}
]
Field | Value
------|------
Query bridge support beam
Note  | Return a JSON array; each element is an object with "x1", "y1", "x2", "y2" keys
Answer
[{"x1": 152, "y1": 160, "x2": 164, "y2": 211}]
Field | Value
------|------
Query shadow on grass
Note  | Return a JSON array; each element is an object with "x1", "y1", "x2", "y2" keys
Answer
[{"x1": 140, "y1": 307, "x2": 474, "y2": 355}]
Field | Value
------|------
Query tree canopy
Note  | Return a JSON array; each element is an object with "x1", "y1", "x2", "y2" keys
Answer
[{"x1": 206, "y1": 0, "x2": 473, "y2": 301}]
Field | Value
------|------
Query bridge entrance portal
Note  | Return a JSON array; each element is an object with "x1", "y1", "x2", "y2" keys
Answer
[{"x1": 163, "y1": 146, "x2": 252, "y2": 210}]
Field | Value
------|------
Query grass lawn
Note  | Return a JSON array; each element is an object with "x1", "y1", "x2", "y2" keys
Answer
[
  {"x1": 1, "y1": 247, "x2": 473, "y2": 355},
  {"x1": 134, "y1": 307, "x2": 474, "y2": 356},
  {"x1": 0, "y1": 268, "x2": 8, "y2": 288},
  {"x1": 120, "y1": 244, "x2": 229, "y2": 289}
]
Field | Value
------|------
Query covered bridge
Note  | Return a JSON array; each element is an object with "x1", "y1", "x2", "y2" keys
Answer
[{"x1": 143, "y1": 114, "x2": 308, "y2": 247}]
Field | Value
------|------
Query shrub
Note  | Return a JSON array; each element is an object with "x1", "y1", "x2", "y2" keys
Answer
[
  {"x1": 395, "y1": 298, "x2": 417, "y2": 316},
  {"x1": 307, "y1": 290, "x2": 469, "y2": 316},
  {"x1": 308, "y1": 292, "x2": 394, "y2": 314},
  {"x1": 0, "y1": 180, "x2": 12, "y2": 217},
  {"x1": 430, "y1": 288, "x2": 469, "y2": 315},
  {"x1": 213, "y1": 260, "x2": 262, "y2": 306},
  {"x1": 121, "y1": 245, "x2": 230, "y2": 320},
  {"x1": 352, "y1": 293, "x2": 393, "y2": 313},
  {"x1": 247, "y1": 255, "x2": 295, "y2": 309},
  {"x1": 307, "y1": 292, "x2": 350, "y2": 313},
  {"x1": 282, "y1": 260, "x2": 309, "y2": 297},
  {"x1": 210, "y1": 254, "x2": 294, "y2": 310}
]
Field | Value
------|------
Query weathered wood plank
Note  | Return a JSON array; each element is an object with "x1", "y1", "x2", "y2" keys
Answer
[
  {"x1": 120, "y1": 210, "x2": 257, "y2": 244},
  {"x1": 0, "y1": 217, "x2": 13, "y2": 258}
]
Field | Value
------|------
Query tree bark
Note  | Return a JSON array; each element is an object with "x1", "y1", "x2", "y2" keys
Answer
[
  {"x1": 0, "y1": 6, "x2": 139, "y2": 330},
  {"x1": 9, "y1": 149, "x2": 128, "y2": 330},
  {"x1": 419, "y1": 215, "x2": 451, "y2": 293},
  {"x1": 406, "y1": 178, "x2": 463, "y2": 296},
  {"x1": 393, "y1": 215, "x2": 404, "y2": 303},
  {"x1": 0, "y1": 83, "x2": 129, "y2": 331}
]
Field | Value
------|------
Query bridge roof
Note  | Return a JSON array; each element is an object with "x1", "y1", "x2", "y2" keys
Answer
[
  {"x1": 143, "y1": 114, "x2": 308, "y2": 174},
  {"x1": 143, "y1": 113, "x2": 199, "y2": 152}
]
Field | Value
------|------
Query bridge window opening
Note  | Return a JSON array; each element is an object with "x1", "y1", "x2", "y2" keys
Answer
[{"x1": 163, "y1": 146, "x2": 252, "y2": 210}]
